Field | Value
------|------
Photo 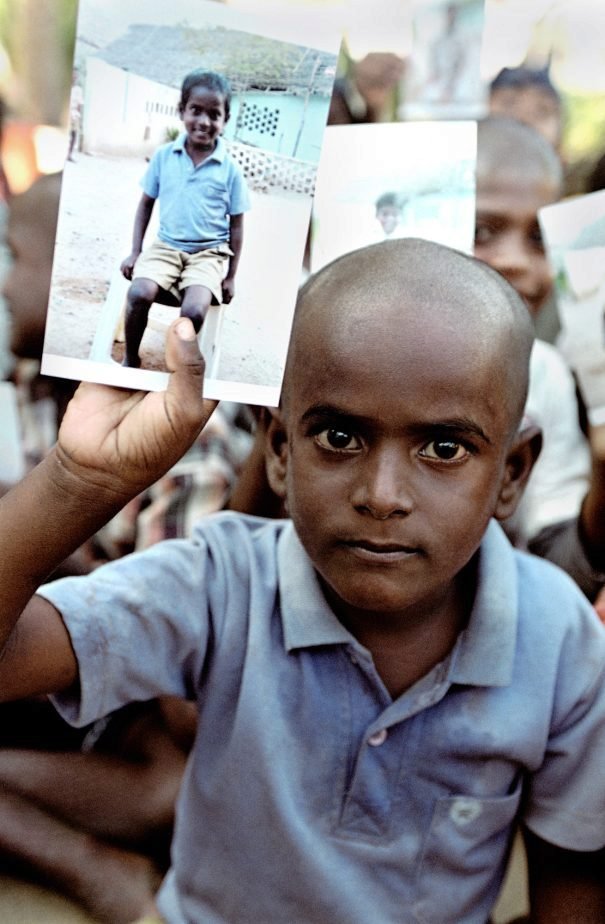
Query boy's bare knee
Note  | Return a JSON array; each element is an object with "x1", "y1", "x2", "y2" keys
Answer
[{"x1": 128, "y1": 278, "x2": 158, "y2": 307}]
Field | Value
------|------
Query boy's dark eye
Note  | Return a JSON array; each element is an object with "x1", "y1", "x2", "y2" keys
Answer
[
  {"x1": 529, "y1": 226, "x2": 545, "y2": 252},
  {"x1": 315, "y1": 428, "x2": 362, "y2": 452},
  {"x1": 474, "y1": 222, "x2": 495, "y2": 246},
  {"x1": 419, "y1": 440, "x2": 469, "y2": 462}
]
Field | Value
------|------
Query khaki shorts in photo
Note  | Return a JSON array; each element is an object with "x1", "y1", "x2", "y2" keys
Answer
[{"x1": 133, "y1": 239, "x2": 232, "y2": 305}]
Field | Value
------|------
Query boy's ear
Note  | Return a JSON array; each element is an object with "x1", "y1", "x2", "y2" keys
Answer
[
  {"x1": 494, "y1": 424, "x2": 543, "y2": 521},
  {"x1": 264, "y1": 408, "x2": 289, "y2": 502}
]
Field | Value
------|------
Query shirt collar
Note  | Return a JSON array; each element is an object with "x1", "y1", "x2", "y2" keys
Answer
[
  {"x1": 278, "y1": 523, "x2": 355, "y2": 651},
  {"x1": 449, "y1": 519, "x2": 518, "y2": 687},
  {"x1": 278, "y1": 518, "x2": 518, "y2": 688},
  {"x1": 173, "y1": 132, "x2": 226, "y2": 163}
]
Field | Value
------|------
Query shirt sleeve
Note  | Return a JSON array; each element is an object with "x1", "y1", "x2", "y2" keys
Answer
[
  {"x1": 521, "y1": 340, "x2": 590, "y2": 540},
  {"x1": 140, "y1": 148, "x2": 162, "y2": 199},
  {"x1": 522, "y1": 592, "x2": 605, "y2": 851},
  {"x1": 227, "y1": 160, "x2": 251, "y2": 216},
  {"x1": 37, "y1": 534, "x2": 216, "y2": 727}
]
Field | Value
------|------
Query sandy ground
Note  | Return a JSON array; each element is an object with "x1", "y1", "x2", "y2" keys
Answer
[{"x1": 44, "y1": 152, "x2": 310, "y2": 394}]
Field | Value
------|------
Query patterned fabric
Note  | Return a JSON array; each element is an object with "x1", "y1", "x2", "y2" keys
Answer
[{"x1": 98, "y1": 404, "x2": 253, "y2": 557}]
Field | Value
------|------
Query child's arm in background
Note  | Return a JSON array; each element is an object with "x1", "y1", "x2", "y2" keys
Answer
[
  {"x1": 578, "y1": 424, "x2": 605, "y2": 572},
  {"x1": 221, "y1": 212, "x2": 244, "y2": 304},
  {"x1": 530, "y1": 422, "x2": 605, "y2": 606},
  {"x1": 0, "y1": 318, "x2": 215, "y2": 701},
  {"x1": 120, "y1": 192, "x2": 156, "y2": 279},
  {"x1": 524, "y1": 829, "x2": 605, "y2": 923}
]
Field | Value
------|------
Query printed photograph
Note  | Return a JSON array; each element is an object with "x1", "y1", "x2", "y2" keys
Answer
[
  {"x1": 540, "y1": 189, "x2": 605, "y2": 421},
  {"x1": 311, "y1": 120, "x2": 476, "y2": 272},
  {"x1": 41, "y1": 0, "x2": 339, "y2": 405},
  {"x1": 399, "y1": 0, "x2": 487, "y2": 120}
]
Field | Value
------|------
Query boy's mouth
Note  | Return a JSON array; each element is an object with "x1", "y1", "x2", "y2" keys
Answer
[{"x1": 342, "y1": 539, "x2": 422, "y2": 562}]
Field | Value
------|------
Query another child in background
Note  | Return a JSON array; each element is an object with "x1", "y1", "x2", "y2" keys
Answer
[
  {"x1": 1, "y1": 240, "x2": 605, "y2": 923},
  {"x1": 475, "y1": 116, "x2": 605, "y2": 604},
  {"x1": 488, "y1": 65, "x2": 563, "y2": 152},
  {"x1": 120, "y1": 69, "x2": 250, "y2": 368}
]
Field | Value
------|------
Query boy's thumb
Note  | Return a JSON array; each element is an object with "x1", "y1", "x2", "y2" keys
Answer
[{"x1": 165, "y1": 318, "x2": 215, "y2": 431}]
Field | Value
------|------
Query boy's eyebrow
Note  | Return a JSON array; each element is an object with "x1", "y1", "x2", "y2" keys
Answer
[{"x1": 300, "y1": 404, "x2": 492, "y2": 444}]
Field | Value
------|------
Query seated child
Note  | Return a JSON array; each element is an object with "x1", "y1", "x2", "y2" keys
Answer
[
  {"x1": 1, "y1": 243, "x2": 605, "y2": 923},
  {"x1": 120, "y1": 69, "x2": 250, "y2": 368},
  {"x1": 475, "y1": 116, "x2": 605, "y2": 603}
]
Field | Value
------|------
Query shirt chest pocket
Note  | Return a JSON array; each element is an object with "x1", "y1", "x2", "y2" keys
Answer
[
  {"x1": 200, "y1": 180, "x2": 229, "y2": 209},
  {"x1": 414, "y1": 788, "x2": 522, "y2": 923}
]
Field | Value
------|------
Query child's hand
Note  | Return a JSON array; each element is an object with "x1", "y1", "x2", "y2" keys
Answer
[
  {"x1": 221, "y1": 277, "x2": 235, "y2": 304},
  {"x1": 55, "y1": 318, "x2": 216, "y2": 501},
  {"x1": 120, "y1": 253, "x2": 139, "y2": 280}
]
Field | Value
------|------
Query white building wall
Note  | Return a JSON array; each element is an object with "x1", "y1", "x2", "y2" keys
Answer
[{"x1": 83, "y1": 59, "x2": 181, "y2": 157}]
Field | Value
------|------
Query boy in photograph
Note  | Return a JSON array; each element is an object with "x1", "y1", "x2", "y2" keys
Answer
[
  {"x1": 488, "y1": 65, "x2": 563, "y2": 152},
  {"x1": 375, "y1": 191, "x2": 403, "y2": 238},
  {"x1": 120, "y1": 69, "x2": 250, "y2": 368},
  {"x1": 1, "y1": 241, "x2": 604, "y2": 923}
]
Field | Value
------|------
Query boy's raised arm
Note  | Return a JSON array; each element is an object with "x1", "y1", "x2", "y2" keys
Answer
[{"x1": 0, "y1": 319, "x2": 215, "y2": 696}]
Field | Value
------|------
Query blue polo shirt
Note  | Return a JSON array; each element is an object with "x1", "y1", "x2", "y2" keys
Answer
[
  {"x1": 40, "y1": 513, "x2": 605, "y2": 923},
  {"x1": 142, "y1": 134, "x2": 250, "y2": 253}
]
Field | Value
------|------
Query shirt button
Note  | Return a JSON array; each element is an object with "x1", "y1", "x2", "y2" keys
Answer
[
  {"x1": 368, "y1": 729, "x2": 388, "y2": 747},
  {"x1": 450, "y1": 798, "x2": 482, "y2": 825}
]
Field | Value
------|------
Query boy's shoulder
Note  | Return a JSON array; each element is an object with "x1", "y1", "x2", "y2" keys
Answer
[
  {"x1": 471, "y1": 521, "x2": 604, "y2": 678},
  {"x1": 190, "y1": 510, "x2": 290, "y2": 572}
]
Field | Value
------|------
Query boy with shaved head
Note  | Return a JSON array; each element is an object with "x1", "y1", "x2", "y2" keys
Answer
[{"x1": 1, "y1": 241, "x2": 605, "y2": 923}]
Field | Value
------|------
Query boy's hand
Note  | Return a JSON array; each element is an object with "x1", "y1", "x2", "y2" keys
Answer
[
  {"x1": 120, "y1": 252, "x2": 139, "y2": 280},
  {"x1": 55, "y1": 318, "x2": 216, "y2": 500},
  {"x1": 221, "y1": 277, "x2": 235, "y2": 304}
]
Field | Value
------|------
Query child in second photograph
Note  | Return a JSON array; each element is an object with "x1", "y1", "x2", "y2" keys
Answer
[{"x1": 120, "y1": 68, "x2": 250, "y2": 368}]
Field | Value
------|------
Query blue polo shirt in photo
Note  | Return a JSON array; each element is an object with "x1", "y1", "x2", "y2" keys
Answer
[
  {"x1": 142, "y1": 134, "x2": 250, "y2": 253},
  {"x1": 40, "y1": 513, "x2": 605, "y2": 923}
]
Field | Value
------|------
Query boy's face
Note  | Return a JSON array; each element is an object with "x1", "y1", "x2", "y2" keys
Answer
[
  {"x1": 268, "y1": 276, "x2": 531, "y2": 626},
  {"x1": 490, "y1": 86, "x2": 562, "y2": 150},
  {"x1": 474, "y1": 170, "x2": 558, "y2": 316},
  {"x1": 181, "y1": 86, "x2": 227, "y2": 152},
  {"x1": 376, "y1": 205, "x2": 400, "y2": 236}
]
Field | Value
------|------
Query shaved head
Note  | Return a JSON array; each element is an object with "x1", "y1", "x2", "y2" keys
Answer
[
  {"x1": 477, "y1": 116, "x2": 562, "y2": 195},
  {"x1": 284, "y1": 238, "x2": 534, "y2": 439}
]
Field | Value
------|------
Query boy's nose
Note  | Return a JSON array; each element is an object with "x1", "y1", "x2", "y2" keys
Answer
[
  {"x1": 351, "y1": 446, "x2": 413, "y2": 519},
  {"x1": 489, "y1": 230, "x2": 532, "y2": 278}
]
